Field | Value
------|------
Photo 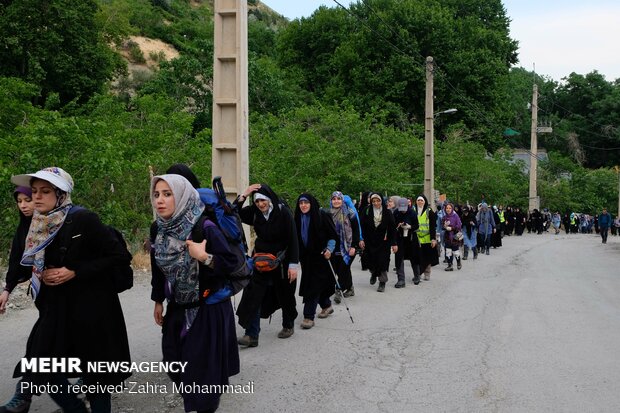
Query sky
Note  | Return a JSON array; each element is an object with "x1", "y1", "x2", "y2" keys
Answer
[{"x1": 260, "y1": 0, "x2": 620, "y2": 82}]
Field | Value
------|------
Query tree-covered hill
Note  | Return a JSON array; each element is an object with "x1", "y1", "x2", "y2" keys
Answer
[{"x1": 0, "y1": 0, "x2": 618, "y2": 253}]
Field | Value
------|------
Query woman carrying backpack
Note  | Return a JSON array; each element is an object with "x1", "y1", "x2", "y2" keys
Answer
[
  {"x1": 9, "y1": 167, "x2": 131, "y2": 413},
  {"x1": 329, "y1": 191, "x2": 360, "y2": 301},
  {"x1": 150, "y1": 174, "x2": 240, "y2": 413}
]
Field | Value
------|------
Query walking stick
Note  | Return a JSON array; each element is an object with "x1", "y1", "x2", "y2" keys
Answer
[{"x1": 327, "y1": 259, "x2": 354, "y2": 324}]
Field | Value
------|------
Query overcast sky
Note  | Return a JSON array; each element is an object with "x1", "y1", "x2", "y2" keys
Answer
[{"x1": 260, "y1": 0, "x2": 620, "y2": 82}]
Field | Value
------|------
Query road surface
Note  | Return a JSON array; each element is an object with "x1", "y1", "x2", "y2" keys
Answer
[{"x1": 1, "y1": 231, "x2": 619, "y2": 412}]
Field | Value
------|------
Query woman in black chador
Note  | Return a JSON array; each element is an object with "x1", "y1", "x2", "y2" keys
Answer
[
  {"x1": 295, "y1": 193, "x2": 338, "y2": 329},
  {"x1": 514, "y1": 207, "x2": 526, "y2": 236},
  {"x1": 359, "y1": 193, "x2": 398, "y2": 293}
]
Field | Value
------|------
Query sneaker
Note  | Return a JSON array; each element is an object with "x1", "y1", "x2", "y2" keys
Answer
[
  {"x1": 394, "y1": 280, "x2": 405, "y2": 288},
  {"x1": 300, "y1": 319, "x2": 315, "y2": 329},
  {"x1": 0, "y1": 394, "x2": 31, "y2": 413},
  {"x1": 412, "y1": 275, "x2": 420, "y2": 285},
  {"x1": 377, "y1": 282, "x2": 385, "y2": 292},
  {"x1": 237, "y1": 335, "x2": 259, "y2": 347},
  {"x1": 333, "y1": 291, "x2": 342, "y2": 304},
  {"x1": 277, "y1": 328, "x2": 294, "y2": 339},
  {"x1": 370, "y1": 275, "x2": 377, "y2": 285},
  {"x1": 445, "y1": 265, "x2": 453, "y2": 272},
  {"x1": 423, "y1": 274, "x2": 430, "y2": 281},
  {"x1": 343, "y1": 286, "x2": 355, "y2": 297},
  {"x1": 317, "y1": 307, "x2": 334, "y2": 319}
]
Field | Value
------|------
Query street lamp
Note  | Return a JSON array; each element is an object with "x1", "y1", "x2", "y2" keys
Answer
[{"x1": 434, "y1": 108, "x2": 458, "y2": 118}]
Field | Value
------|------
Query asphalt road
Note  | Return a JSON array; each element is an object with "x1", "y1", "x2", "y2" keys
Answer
[{"x1": 1, "y1": 231, "x2": 619, "y2": 412}]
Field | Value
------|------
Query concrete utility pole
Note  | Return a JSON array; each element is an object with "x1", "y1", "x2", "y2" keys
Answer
[
  {"x1": 528, "y1": 83, "x2": 552, "y2": 212},
  {"x1": 528, "y1": 84, "x2": 539, "y2": 212},
  {"x1": 615, "y1": 166, "x2": 620, "y2": 216},
  {"x1": 424, "y1": 56, "x2": 435, "y2": 205},
  {"x1": 212, "y1": 0, "x2": 248, "y2": 200}
]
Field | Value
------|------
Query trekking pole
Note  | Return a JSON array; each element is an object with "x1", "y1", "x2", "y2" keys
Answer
[{"x1": 326, "y1": 259, "x2": 354, "y2": 324}]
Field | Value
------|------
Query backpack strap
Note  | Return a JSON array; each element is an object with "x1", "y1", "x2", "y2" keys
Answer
[{"x1": 58, "y1": 205, "x2": 86, "y2": 266}]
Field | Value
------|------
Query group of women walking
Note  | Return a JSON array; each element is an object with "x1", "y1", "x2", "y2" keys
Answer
[{"x1": 3, "y1": 166, "x2": 613, "y2": 413}]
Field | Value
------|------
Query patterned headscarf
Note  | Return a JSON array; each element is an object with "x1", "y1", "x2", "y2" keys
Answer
[
  {"x1": 20, "y1": 170, "x2": 74, "y2": 300},
  {"x1": 151, "y1": 174, "x2": 205, "y2": 337},
  {"x1": 330, "y1": 191, "x2": 353, "y2": 263}
]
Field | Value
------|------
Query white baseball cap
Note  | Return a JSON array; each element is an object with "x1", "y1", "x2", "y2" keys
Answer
[{"x1": 11, "y1": 167, "x2": 74, "y2": 193}]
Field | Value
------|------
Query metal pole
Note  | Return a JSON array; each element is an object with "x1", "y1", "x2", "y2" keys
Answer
[{"x1": 424, "y1": 56, "x2": 434, "y2": 205}]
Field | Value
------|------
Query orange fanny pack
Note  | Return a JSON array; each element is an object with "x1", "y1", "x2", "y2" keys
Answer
[{"x1": 252, "y1": 251, "x2": 286, "y2": 272}]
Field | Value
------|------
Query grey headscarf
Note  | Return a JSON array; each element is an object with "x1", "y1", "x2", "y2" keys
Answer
[{"x1": 151, "y1": 174, "x2": 205, "y2": 337}]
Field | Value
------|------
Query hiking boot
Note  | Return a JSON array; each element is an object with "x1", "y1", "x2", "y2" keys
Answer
[
  {"x1": 343, "y1": 286, "x2": 355, "y2": 297},
  {"x1": 277, "y1": 328, "x2": 294, "y2": 339},
  {"x1": 485, "y1": 248, "x2": 490, "y2": 255},
  {"x1": 370, "y1": 275, "x2": 377, "y2": 285},
  {"x1": 317, "y1": 306, "x2": 334, "y2": 319},
  {"x1": 445, "y1": 264, "x2": 453, "y2": 271},
  {"x1": 237, "y1": 335, "x2": 259, "y2": 347},
  {"x1": 0, "y1": 394, "x2": 31, "y2": 413},
  {"x1": 377, "y1": 282, "x2": 386, "y2": 292},
  {"x1": 412, "y1": 274, "x2": 420, "y2": 285},
  {"x1": 333, "y1": 291, "x2": 342, "y2": 304},
  {"x1": 457, "y1": 258, "x2": 462, "y2": 270},
  {"x1": 300, "y1": 319, "x2": 315, "y2": 329},
  {"x1": 423, "y1": 273, "x2": 430, "y2": 281},
  {"x1": 394, "y1": 280, "x2": 405, "y2": 288}
]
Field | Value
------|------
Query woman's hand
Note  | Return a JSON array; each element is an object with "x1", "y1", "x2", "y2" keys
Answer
[
  {"x1": 186, "y1": 239, "x2": 208, "y2": 262},
  {"x1": 42, "y1": 267, "x2": 76, "y2": 286},
  {"x1": 358, "y1": 240, "x2": 365, "y2": 250},
  {"x1": 154, "y1": 302, "x2": 164, "y2": 326},
  {"x1": 348, "y1": 247, "x2": 356, "y2": 257},
  {"x1": 287, "y1": 268, "x2": 298, "y2": 283},
  {"x1": 243, "y1": 183, "x2": 262, "y2": 198},
  {"x1": 0, "y1": 290, "x2": 9, "y2": 314},
  {"x1": 391, "y1": 245, "x2": 398, "y2": 254}
]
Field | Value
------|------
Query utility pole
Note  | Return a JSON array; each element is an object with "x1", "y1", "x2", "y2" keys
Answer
[
  {"x1": 212, "y1": 0, "x2": 248, "y2": 201},
  {"x1": 424, "y1": 56, "x2": 435, "y2": 205},
  {"x1": 528, "y1": 84, "x2": 539, "y2": 212},
  {"x1": 615, "y1": 166, "x2": 620, "y2": 217},
  {"x1": 528, "y1": 83, "x2": 552, "y2": 212}
]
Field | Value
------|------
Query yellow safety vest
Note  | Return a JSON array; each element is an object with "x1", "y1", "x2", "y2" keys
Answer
[
  {"x1": 417, "y1": 210, "x2": 432, "y2": 244},
  {"x1": 499, "y1": 211, "x2": 505, "y2": 223}
]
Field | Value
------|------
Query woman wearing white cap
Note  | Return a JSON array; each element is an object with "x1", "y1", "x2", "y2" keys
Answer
[{"x1": 9, "y1": 167, "x2": 131, "y2": 413}]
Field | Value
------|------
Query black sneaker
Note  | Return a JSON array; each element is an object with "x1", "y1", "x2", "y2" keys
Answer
[
  {"x1": 277, "y1": 328, "x2": 294, "y2": 339},
  {"x1": 333, "y1": 291, "x2": 342, "y2": 304},
  {"x1": 370, "y1": 275, "x2": 377, "y2": 285},
  {"x1": 343, "y1": 287, "x2": 355, "y2": 297},
  {"x1": 377, "y1": 282, "x2": 385, "y2": 292},
  {"x1": 394, "y1": 281, "x2": 405, "y2": 288},
  {"x1": 237, "y1": 335, "x2": 259, "y2": 347},
  {"x1": 0, "y1": 394, "x2": 31, "y2": 413}
]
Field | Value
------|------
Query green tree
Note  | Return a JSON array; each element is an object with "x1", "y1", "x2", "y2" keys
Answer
[
  {"x1": 0, "y1": 0, "x2": 123, "y2": 105},
  {"x1": 275, "y1": 0, "x2": 518, "y2": 148}
]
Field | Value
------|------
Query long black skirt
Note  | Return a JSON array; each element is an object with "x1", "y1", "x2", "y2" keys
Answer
[{"x1": 162, "y1": 299, "x2": 240, "y2": 412}]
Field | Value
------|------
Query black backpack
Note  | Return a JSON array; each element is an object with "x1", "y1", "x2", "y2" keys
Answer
[{"x1": 61, "y1": 206, "x2": 134, "y2": 293}]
